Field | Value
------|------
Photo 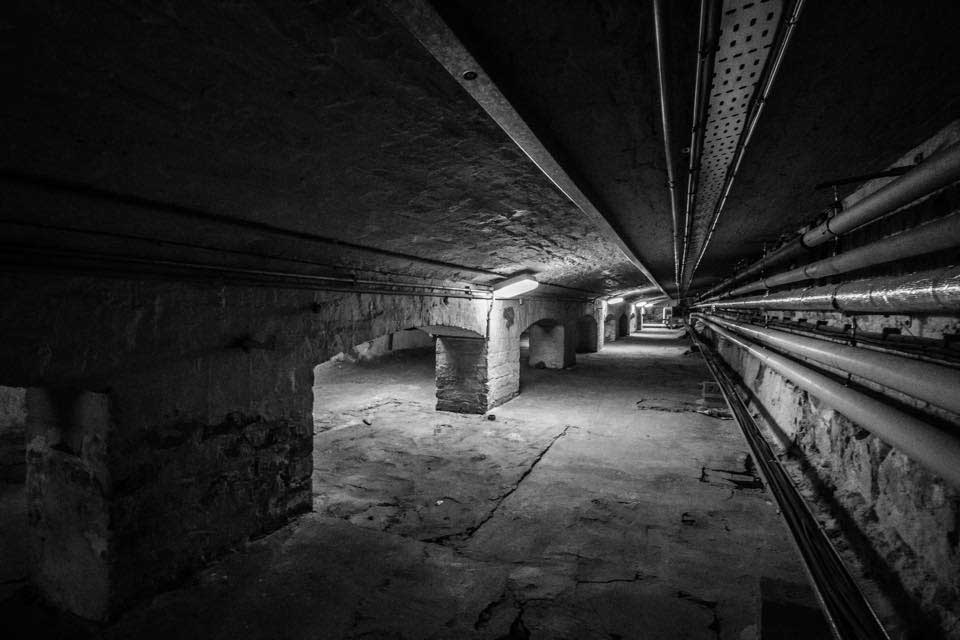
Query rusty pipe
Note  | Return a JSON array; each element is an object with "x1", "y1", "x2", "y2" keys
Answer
[{"x1": 694, "y1": 313, "x2": 960, "y2": 488}]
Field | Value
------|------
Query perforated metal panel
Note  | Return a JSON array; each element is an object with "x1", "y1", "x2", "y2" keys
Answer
[{"x1": 686, "y1": 0, "x2": 784, "y2": 283}]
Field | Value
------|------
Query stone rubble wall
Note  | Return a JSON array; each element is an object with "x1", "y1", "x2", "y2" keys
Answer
[
  {"x1": 0, "y1": 273, "x2": 489, "y2": 617},
  {"x1": 707, "y1": 329, "x2": 960, "y2": 637},
  {"x1": 0, "y1": 386, "x2": 27, "y2": 483},
  {"x1": 0, "y1": 273, "x2": 597, "y2": 617}
]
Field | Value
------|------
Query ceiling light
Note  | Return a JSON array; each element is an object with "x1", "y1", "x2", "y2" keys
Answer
[
  {"x1": 492, "y1": 274, "x2": 539, "y2": 299},
  {"x1": 606, "y1": 297, "x2": 624, "y2": 304}
]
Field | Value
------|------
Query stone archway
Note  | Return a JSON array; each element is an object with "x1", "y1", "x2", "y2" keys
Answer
[{"x1": 575, "y1": 315, "x2": 599, "y2": 353}]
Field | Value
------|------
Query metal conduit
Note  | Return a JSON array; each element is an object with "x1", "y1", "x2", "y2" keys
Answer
[
  {"x1": 703, "y1": 314, "x2": 960, "y2": 415},
  {"x1": 713, "y1": 211, "x2": 960, "y2": 299},
  {"x1": 686, "y1": 0, "x2": 805, "y2": 290},
  {"x1": 680, "y1": 0, "x2": 712, "y2": 283},
  {"x1": 652, "y1": 0, "x2": 682, "y2": 293},
  {"x1": 700, "y1": 141, "x2": 960, "y2": 299},
  {"x1": 689, "y1": 326, "x2": 888, "y2": 639},
  {"x1": 694, "y1": 264, "x2": 960, "y2": 314},
  {"x1": 693, "y1": 314, "x2": 960, "y2": 489}
]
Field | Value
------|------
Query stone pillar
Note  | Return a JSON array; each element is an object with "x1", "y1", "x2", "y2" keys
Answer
[
  {"x1": 25, "y1": 388, "x2": 112, "y2": 620},
  {"x1": 435, "y1": 336, "x2": 491, "y2": 413}
]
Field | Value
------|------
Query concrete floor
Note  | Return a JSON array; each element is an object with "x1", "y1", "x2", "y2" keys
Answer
[{"x1": 2, "y1": 328, "x2": 822, "y2": 639}]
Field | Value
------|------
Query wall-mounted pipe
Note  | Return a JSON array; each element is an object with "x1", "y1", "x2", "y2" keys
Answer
[
  {"x1": 703, "y1": 314, "x2": 960, "y2": 415},
  {"x1": 685, "y1": 0, "x2": 805, "y2": 291},
  {"x1": 712, "y1": 211, "x2": 960, "y2": 299},
  {"x1": 701, "y1": 141, "x2": 960, "y2": 299},
  {"x1": 694, "y1": 264, "x2": 960, "y2": 314},
  {"x1": 693, "y1": 314, "x2": 960, "y2": 488},
  {"x1": 652, "y1": 0, "x2": 682, "y2": 294}
]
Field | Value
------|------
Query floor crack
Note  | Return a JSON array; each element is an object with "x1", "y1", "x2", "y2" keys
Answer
[{"x1": 423, "y1": 425, "x2": 576, "y2": 545}]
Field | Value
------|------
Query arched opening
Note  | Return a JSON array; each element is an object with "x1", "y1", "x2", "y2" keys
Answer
[
  {"x1": 519, "y1": 319, "x2": 568, "y2": 393},
  {"x1": 603, "y1": 314, "x2": 617, "y2": 342},
  {"x1": 575, "y1": 315, "x2": 598, "y2": 353},
  {"x1": 617, "y1": 312, "x2": 630, "y2": 338}
]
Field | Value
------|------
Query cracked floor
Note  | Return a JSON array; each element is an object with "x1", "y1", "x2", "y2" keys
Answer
[{"x1": 6, "y1": 328, "x2": 821, "y2": 639}]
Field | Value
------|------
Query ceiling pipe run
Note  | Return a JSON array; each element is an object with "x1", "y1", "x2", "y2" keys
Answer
[
  {"x1": 706, "y1": 211, "x2": 960, "y2": 299},
  {"x1": 702, "y1": 314, "x2": 960, "y2": 416},
  {"x1": 701, "y1": 140, "x2": 960, "y2": 299},
  {"x1": 685, "y1": 0, "x2": 805, "y2": 292},
  {"x1": 651, "y1": 0, "x2": 682, "y2": 295},
  {"x1": 679, "y1": 0, "x2": 713, "y2": 288},
  {"x1": 693, "y1": 314, "x2": 960, "y2": 489},
  {"x1": 693, "y1": 264, "x2": 960, "y2": 314}
]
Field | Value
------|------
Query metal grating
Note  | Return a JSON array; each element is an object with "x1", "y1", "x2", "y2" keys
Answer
[{"x1": 686, "y1": 0, "x2": 783, "y2": 284}]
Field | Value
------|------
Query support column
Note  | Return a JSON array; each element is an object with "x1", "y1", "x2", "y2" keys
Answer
[
  {"x1": 26, "y1": 388, "x2": 112, "y2": 620},
  {"x1": 435, "y1": 336, "x2": 493, "y2": 413}
]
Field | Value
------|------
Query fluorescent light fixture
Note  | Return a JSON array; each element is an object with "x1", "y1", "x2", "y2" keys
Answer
[
  {"x1": 492, "y1": 274, "x2": 539, "y2": 299},
  {"x1": 606, "y1": 297, "x2": 624, "y2": 304}
]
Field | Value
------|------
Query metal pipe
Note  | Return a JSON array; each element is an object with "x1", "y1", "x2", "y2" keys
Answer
[
  {"x1": 689, "y1": 326, "x2": 889, "y2": 639},
  {"x1": 686, "y1": 0, "x2": 805, "y2": 291},
  {"x1": 0, "y1": 169, "x2": 504, "y2": 279},
  {"x1": 702, "y1": 140, "x2": 960, "y2": 299},
  {"x1": 680, "y1": 0, "x2": 712, "y2": 286},
  {"x1": 693, "y1": 314, "x2": 960, "y2": 488},
  {"x1": 694, "y1": 264, "x2": 960, "y2": 314},
  {"x1": 652, "y1": 0, "x2": 682, "y2": 294},
  {"x1": 703, "y1": 314, "x2": 960, "y2": 415},
  {"x1": 716, "y1": 212, "x2": 960, "y2": 298},
  {"x1": 0, "y1": 245, "x2": 496, "y2": 299}
]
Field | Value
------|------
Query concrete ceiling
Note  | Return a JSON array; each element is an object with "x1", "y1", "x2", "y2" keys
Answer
[{"x1": 2, "y1": 1, "x2": 958, "y2": 298}]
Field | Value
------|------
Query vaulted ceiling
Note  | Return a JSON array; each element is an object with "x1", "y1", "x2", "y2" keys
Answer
[{"x1": 2, "y1": 1, "x2": 958, "y2": 299}]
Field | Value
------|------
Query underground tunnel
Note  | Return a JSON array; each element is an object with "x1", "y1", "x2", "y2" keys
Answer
[{"x1": 1, "y1": 1, "x2": 960, "y2": 638}]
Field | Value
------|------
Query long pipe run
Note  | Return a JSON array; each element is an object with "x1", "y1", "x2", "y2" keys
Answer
[
  {"x1": 686, "y1": 0, "x2": 805, "y2": 290},
  {"x1": 714, "y1": 211, "x2": 960, "y2": 298},
  {"x1": 701, "y1": 141, "x2": 960, "y2": 299},
  {"x1": 702, "y1": 314, "x2": 960, "y2": 415},
  {"x1": 652, "y1": 0, "x2": 681, "y2": 293},
  {"x1": 680, "y1": 0, "x2": 712, "y2": 284},
  {"x1": 694, "y1": 264, "x2": 960, "y2": 314},
  {"x1": 693, "y1": 314, "x2": 960, "y2": 488}
]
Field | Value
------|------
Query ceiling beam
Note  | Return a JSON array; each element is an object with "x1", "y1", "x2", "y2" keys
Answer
[{"x1": 384, "y1": 0, "x2": 668, "y2": 298}]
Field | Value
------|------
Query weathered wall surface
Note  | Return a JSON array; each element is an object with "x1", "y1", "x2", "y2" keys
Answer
[
  {"x1": 0, "y1": 272, "x2": 489, "y2": 617},
  {"x1": 708, "y1": 330, "x2": 960, "y2": 637},
  {"x1": 486, "y1": 298, "x2": 591, "y2": 408},
  {"x1": 0, "y1": 386, "x2": 27, "y2": 483},
  {"x1": 25, "y1": 389, "x2": 112, "y2": 620}
]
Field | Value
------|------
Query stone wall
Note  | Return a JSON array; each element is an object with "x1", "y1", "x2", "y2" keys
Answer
[
  {"x1": 0, "y1": 272, "x2": 489, "y2": 618},
  {"x1": 0, "y1": 386, "x2": 26, "y2": 483},
  {"x1": 706, "y1": 328, "x2": 960, "y2": 636}
]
